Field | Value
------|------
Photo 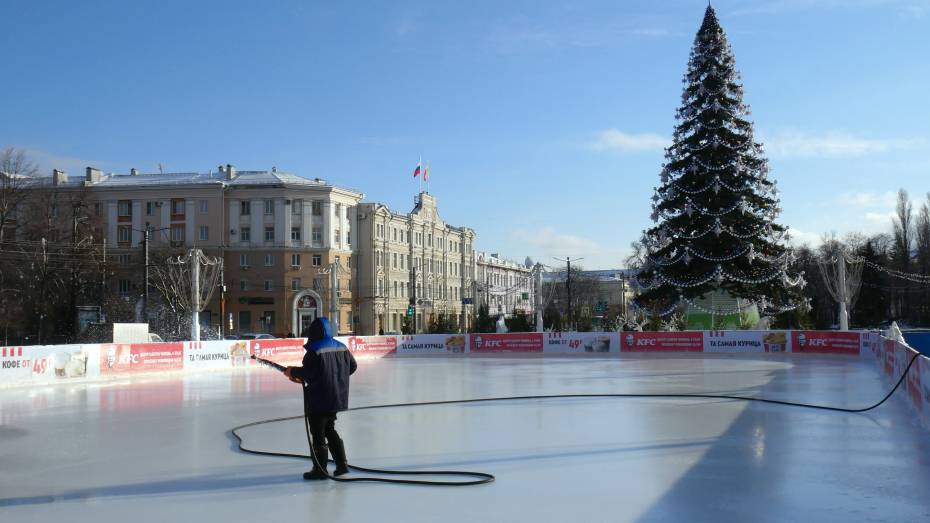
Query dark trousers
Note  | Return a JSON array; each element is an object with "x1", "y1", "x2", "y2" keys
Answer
[{"x1": 308, "y1": 412, "x2": 339, "y2": 447}]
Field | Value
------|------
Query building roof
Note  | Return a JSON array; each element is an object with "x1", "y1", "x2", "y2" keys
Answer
[
  {"x1": 477, "y1": 251, "x2": 532, "y2": 271},
  {"x1": 36, "y1": 168, "x2": 364, "y2": 196}
]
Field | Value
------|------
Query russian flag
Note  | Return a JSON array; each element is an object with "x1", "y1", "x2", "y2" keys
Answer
[{"x1": 413, "y1": 158, "x2": 421, "y2": 178}]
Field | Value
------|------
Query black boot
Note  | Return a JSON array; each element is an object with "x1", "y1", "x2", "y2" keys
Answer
[
  {"x1": 329, "y1": 437, "x2": 349, "y2": 476},
  {"x1": 303, "y1": 445, "x2": 329, "y2": 480}
]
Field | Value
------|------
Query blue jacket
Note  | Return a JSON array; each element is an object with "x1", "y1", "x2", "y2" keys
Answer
[{"x1": 291, "y1": 317, "x2": 357, "y2": 414}]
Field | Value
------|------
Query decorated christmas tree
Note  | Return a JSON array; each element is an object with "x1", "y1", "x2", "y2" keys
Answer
[{"x1": 632, "y1": 5, "x2": 807, "y2": 324}]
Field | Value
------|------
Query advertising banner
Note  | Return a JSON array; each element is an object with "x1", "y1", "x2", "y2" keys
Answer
[
  {"x1": 1, "y1": 344, "x2": 99, "y2": 385},
  {"x1": 544, "y1": 332, "x2": 619, "y2": 354},
  {"x1": 919, "y1": 355, "x2": 930, "y2": 427},
  {"x1": 470, "y1": 333, "x2": 544, "y2": 353},
  {"x1": 885, "y1": 347, "x2": 895, "y2": 378},
  {"x1": 906, "y1": 350, "x2": 922, "y2": 413},
  {"x1": 396, "y1": 334, "x2": 467, "y2": 355},
  {"x1": 704, "y1": 331, "x2": 789, "y2": 353},
  {"x1": 183, "y1": 340, "x2": 251, "y2": 370},
  {"x1": 100, "y1": 343, "x2": 183, "y2": 375},
  {"x1": 620, "y1": 332, "x2": 704, "y2": 352},
  {"x1": 250, "y1": 338, "x2": 306, "y2": 365},
  {"x1": 344, "y1": 335, "x2": 398, "y2": 356},
  {"x1": 791, "y1": 331, "x2": 861, "y2": 355}
]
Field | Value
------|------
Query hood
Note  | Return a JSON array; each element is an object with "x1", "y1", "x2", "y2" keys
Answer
[{"x1": 307, "y1": 317, "x2": 334, "y2": 343}]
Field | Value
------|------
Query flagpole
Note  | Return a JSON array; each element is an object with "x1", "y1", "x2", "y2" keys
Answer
[{"x1": 418, "y1": 154, "x2": 422, "y2": 195}]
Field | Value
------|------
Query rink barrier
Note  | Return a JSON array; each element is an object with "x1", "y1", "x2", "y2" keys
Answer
[
  {"x1": 865, "y1": 333, "x2": 930, "y2": 429},
  {"x1": 0, "y1": 330, "x2": 890, "y2": 388}
]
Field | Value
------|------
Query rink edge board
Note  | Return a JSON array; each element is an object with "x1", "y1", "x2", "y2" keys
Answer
[
  {"x1": 0, "y1": 331, "x2": 870, "y2": 388},
  {"x1": 865, "y1": 333, "x2": 930, "y2": 429}
]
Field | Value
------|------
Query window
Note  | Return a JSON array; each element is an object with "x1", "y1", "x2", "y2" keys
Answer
[
  {"x1": 291, "y1": 254, "x2": 301, "y2": 267},
  {"x1": 118, "y1": 279, "x2": 131, "y2": 295},
  {"x1": 264, "y1": 226, "x2": 274, "y2": 242},
  {"x1": 264, "y1": 280, "x2": 273, "y2": 292},
  {"x1": 264, "y1": 200, "x2": 274, "y2": 215},
  {"x1": 312, "y1": 254, "x2": 321, "y2": 266},
  {"x1": 94, "y1": 203, "x2": 101, "y2": 216},
  {"x1": 199, "y1": 200, "x2": 209, "y2": 214},
  {"x1": 346, "y1": 229, "x2": 351, "y2": 246},
  {"x1": 291, "y1": 227, "x2": 301, "y2": 242},
  {"x1": 312, "y1": 201, "x2": 322, "y2": 216},
  {"x1": 240, "y1": 201, "x2": 251, "y2": 215},
  {"x1": 312, "y1": 227, "x2": 322, "y2": 245},
  {"x1": 240, "y1": 280, "x2": 250, "y2": 291},
  {"x1": 292, "y1": 278, "x2": 301, "y2": 291},
  {"x1": 376, "y1": 223, "x2": 383, "y2": 238},
  {"x1": 118, "y1": 254, "x2": 131, "y2": 266},
  {"x1": 199, "y1": 225, "x2": 209, "y2": 241},
  {"x1": 146, "y1": 202, "x2": 155, "y2": 216},
  {"x1": 334, "y1": 229, "x2": 340, "y2": 245},
  {"x1": 392, "y1": 228, "x2": 397, "y2": 242},
  {"x1": 261, "y1": 311, "x2": 275, "y2": 332},
  {"x1": 238, "y1": 311, "x2": 251, "y2": 332},
  {"x1": 240, "y1": 254, "x2": 250, "y2": 267},
  {"x1": 171, "y1": 199, "x2": 185, "y2": 216},
  {"x1": 392, "y1": 253, "x2": 397, "y2": 270},
  {"x1": 393, "y1": 281, "x2": 398, "y2": 298},
  {"x1": 292, "y1": 199, "x2": 302, "y2": 215},
  {"x1": 335, "y1": 203, "x2": 341, "y2": 219},
  {"x1": 313, "y1": 277, "x2": 324, "y2": 291},
  {"x1": 264, "y1": 254, "x2": 275, "y2": 266},
  {"x1": 240, "y1": 227, "x2": 251, "y2": 242},
  {"x1": 117, "y1": 225, "x2": 131, "y2": 244},
  {"x1": 428, "y1": 233, "x2": 432, "y2": 247},
  {"x1": 118, "y1": 200, "x2": 132, "y2": 217},
  {"x1": 171, "y1": 224, "x2": 185, "y2": 243}
]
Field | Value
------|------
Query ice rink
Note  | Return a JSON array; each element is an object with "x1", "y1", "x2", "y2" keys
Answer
[{"x1": 2, "y1": 354, "x2": 930, "y2": 522}]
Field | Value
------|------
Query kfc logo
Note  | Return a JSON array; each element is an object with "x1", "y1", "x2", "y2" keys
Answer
[
  {"x1": 797, "y1": 333, "x2": 806, "y2": 347},
  {"x1": 625, "y1": 334, "x2": 634, "y2": 347}
]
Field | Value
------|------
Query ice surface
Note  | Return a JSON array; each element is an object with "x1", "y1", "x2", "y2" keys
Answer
[{"x1": 2, "y1": 354, "x2": 929, "y2": 522}]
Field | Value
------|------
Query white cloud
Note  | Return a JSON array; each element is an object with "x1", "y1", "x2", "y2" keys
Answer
[
  {"x1": 511, "y1": 227, "x2": 627, "y2": 269},
  {"x1": 834, "y1": 191, "x2": 898, "y2": 208},
  {"x1": 787, "y1": 227, "x2": 824, "y2": 247},
  {"x1": 588, "y1": 129, "x2": 669, "y2": 153},
  {"x1": 762, "y1": 130, "x2": 925, "y2": 159},
  {"x1": 864, "y1": 211, "x2": 897, "y2": 225},
  {"x1": 9, "y1": 146, "x2": 106, "y2": 176}
]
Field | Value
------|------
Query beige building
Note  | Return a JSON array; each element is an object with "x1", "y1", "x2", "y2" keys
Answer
[
  {"x1": 355, "y1": 192, "x2": 476, "y2": 334},
  {"x1": 476, "y1": 252, "x2": 536, "y2": 318},
  {"x1": 47, "y1": 165, "x2": 363, "y2": 337}
]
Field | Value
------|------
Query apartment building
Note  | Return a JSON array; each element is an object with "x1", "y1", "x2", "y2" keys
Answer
[
  {"x1": 355, "y1": 192, "x2": 476, "y2": 334},
  {"x1": 475, "y1": 252, "x2": 536, "y2": 318},
  {"x1": 42, "y1": 165, "x2": 363, "y2": 337}
]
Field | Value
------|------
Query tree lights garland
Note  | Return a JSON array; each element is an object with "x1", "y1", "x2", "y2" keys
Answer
[{"x1": 632, "y1": 5, "x2": 806, "y2": 318}]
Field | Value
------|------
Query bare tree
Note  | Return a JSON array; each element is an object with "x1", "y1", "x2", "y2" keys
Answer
[
  {"x1": 891, "y1": 189, "x2": 914, "y2": 319},
  {"x1": 624, "y1": 240, "x2": 647, "y2": 270},
  {"x1": 0, "y1": 148, "x2": 38, "y2": 243},
  {"x1": 892, "y1": 189, "x2": 913, "y2": 271}
]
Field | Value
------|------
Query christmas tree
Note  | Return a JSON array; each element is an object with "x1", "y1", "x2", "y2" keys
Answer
[{"x1": 632, "y1": 5, "x2": 807, "y2": 321}]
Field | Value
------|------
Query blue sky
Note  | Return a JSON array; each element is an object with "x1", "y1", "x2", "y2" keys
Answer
[{"x1": 2, "y1": 0, "x2": 928, "y2": 269}]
